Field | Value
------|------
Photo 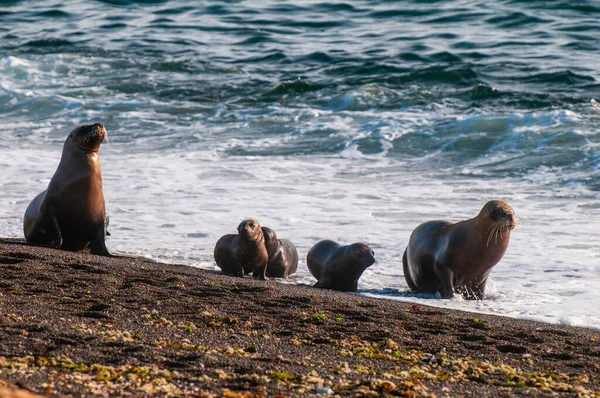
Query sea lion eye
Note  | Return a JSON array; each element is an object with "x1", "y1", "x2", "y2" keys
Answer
[{"x1": 357, "y1": 252, "x2": 364, "y2": 259}]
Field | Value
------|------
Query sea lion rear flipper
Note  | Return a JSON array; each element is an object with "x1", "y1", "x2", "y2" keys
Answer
[{"x1": 27, "y1": 213, "x2": 63, "y2": 249}]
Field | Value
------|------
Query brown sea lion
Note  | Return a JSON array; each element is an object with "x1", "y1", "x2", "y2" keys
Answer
[
  {"x1": 23, "y1": 123, "x2": 111, "y2": 256},
  {"x1": 214, "y1": 219, "x2": 269, "y2": 279},
  {"x1": 402, "y1": 200, "x2": 517, "y2": 300},
  {"x1": 253, "y1": 226, "x2": 298, "y2": 278},
  {"x1": 307, "y1": 240, "x2": 375, "y2": 292}
]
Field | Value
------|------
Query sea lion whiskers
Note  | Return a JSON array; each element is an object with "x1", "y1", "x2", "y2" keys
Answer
[
  {"x1": 486, "y1": 222, "x2": 500, "y2": 247},
  {"x1": 486, "y1": 224, "x2": 497, "y2": 247}
]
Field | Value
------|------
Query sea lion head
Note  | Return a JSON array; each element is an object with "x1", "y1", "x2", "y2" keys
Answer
[
  {"x1": 347, "y1": 243, "x2": 375, "y2": 269},
  {"x1": 261, "y1": 226, "x2": 278, "y2": 251},
  {"x1": 68, "y1": 123, "x2": 107, "y2": 152},
  {"x1": 479, "y1": 200, "x2": 518, "y2": 246},
  {"x1": 237, "y1": 219, "x2": 264, "y2": 243}
]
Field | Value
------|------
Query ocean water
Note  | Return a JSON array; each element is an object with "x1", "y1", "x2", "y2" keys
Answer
[{"x1": 0, "y1": 1, "x2": 599, "y2": 329}]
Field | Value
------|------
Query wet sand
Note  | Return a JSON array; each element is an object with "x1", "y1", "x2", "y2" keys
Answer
[{"x1": 0, "y1": 238, "x2": 598, "y2": 397}]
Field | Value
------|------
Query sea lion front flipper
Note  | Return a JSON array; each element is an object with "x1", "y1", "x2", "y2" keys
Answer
[
  {"x1": 435, "y1": 262, "x2": 455, "y2": 299},
  {"x1": 314, "y1": 276, "x2": 331, "y2": 289},
  {"x1": 89, "y1": 222, "x2": 112, "y2": 257},
  {"x1": 402, "y1": 249, "x2": 419, "y2": 292},
  {"x1": 233, "y1": 262, "x2": 245, "y2": 277},
  {"x1": 254, "y1": 263, "x2": 268, "y2": 281},
  {"x1": 466, "y1": 278, "x2": 488, "y2": 300}
]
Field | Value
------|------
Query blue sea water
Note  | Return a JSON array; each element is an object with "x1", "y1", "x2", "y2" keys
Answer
[{"x1": 0, "y1": 0, "x2": 599, "y2": 328}]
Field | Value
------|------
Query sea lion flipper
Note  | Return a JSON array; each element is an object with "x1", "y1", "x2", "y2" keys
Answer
[
  {"x1": 402, "y1": 249, "x2": 419, "y2": 292},
  {"x1": 465, "y1": 278, "x2": 487, "y2": 300},
  {"x1": 253, "y1": 263, "x2": 268, "y2": 281},
  {"x1": 89, "y1": 240, "x2": 112, "y2": 257},
  {"x1": 315, "y1": 277, "x2": 331, "y2": 289},
  {"x1": 27, "y1": 212, "x2": 63, "y2": 249},
  {"x1": 435, "y1": 262, "x2": 455, "y2": 299},
  {"x1": 234, "y1": 262, "x2": 245, "y2": 277},
  {"x1": 89, "y1": 223, "x2": 112, "y2": 257}
]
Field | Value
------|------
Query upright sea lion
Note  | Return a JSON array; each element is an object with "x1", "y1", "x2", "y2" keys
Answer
[
  {"x1": 214, "y1": 219, "x2": 269, "y2": 279},
  {"x1": 23, "y1": 123, "x2": 111, "y2": 256},
  {"x1": 307, "y1": 240, "x2": 375, "y2": 292},
  {"x1": 402, "y1": 200, "x2": 517, "y2": 300},
  {"x1": 254, "y1": 226, "x2": 298, "y2": 278}
]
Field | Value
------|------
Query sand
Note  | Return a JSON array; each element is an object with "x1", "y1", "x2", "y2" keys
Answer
[{"x1": 0, "y1": 238, "x2": 598, "y2": 397}]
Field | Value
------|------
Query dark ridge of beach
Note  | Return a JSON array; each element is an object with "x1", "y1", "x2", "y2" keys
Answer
[{"x1": 0, "y1": 239, "x2": 598, "y2": 398}]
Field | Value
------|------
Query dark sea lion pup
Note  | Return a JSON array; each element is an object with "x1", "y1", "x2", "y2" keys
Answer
[
  {"x1": 253, "y1": 226, "x2": 298, "y2": 278},
  {"x1": 23, "y1": 123, "x2": 111, "y2": 256},
  {"x1": 214, "y1": 219, "x2": 269, "y2": 279},
  {"x1": 403, "y1": 200, "x2": 518, "y2": 300},
  {"x1": 307, "y1": 240, "x2": 375, "y2": 292}
]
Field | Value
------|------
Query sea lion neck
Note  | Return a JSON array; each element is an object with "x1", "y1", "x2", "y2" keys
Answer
[{"x1": 61, "y1": 141, "x2": 101, "y2": 169}]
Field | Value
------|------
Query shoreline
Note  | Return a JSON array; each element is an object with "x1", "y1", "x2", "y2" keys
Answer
[
  {"x1": 3, "y1": 234, "x2": 592, "y2": 333},
  {"x1": 0, "y1": 238, "x2": 598, "y2": 397}
]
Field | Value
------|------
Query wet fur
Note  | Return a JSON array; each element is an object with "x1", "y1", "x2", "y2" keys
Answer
[
  {"x1": 23, "y1": 124, "x2": 111, "y2": 256},
  {"x1": 403, "y1": 200, "x2": 517, "y2": 300},
  {"x1": 307, "y1": 240, "x2": 375, "y2": 292},
  {"x1": 255, "y1": 226, "x2": 298, "y2": 278},
  {"x1": 214, "y1": 219, "x2": 269, "y2": 279}
]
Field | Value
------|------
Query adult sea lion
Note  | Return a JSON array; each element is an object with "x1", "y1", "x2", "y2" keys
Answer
[
  {"x1": 254, "y1": 226, "x2": 298, "y2": 278},
  {"x1": 214, "y1": 219, "x2": 269, "y2": 279},
  {"x1": 402, "y1": 200, "x2": 517, "y2": 300},
  {"x1": 307, "y1": 240, "x2": 375, "y2": 292},
  {"x1": 23, "y1": 123, "x2": 111, "y2": 256}
]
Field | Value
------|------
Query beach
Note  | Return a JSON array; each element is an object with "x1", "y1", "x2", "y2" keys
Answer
[
  {"x1": 1, "y1": 239, "x2": 598, "y2": 397},
  {"x1": 2, "y1": 0, "x2": 600, "y2": 327}
]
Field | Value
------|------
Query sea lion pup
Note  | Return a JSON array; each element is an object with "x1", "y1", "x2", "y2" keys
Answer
[
  {"x1": 307, "y1": 240, "x2": 375, "y2": 292},
  {"x1": 214, "y1": 219, "x2": 269, "y2": 279},
  {"x1": 402, "y1": 200, "x2": 518, "y2": 300},
  {"x1": 253, "y1": 226, "x2": 298, "y2": 278},
  {"x1": 23, "y1": 123, "x2": 111, "y2": 256}
]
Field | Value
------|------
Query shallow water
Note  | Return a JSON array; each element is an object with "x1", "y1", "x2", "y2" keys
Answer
[{"x1": 1, "y1": 0, "x2": 599, "y2": 329}]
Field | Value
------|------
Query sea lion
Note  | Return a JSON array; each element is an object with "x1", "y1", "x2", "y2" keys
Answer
[
  {"x1": 307, "y1": 240, "x2": 375, "y2": 292},
  {"x1": 214, "y1": 219, "x2": 269, "y2": 279},
  {"x1": 254, "y1": 226, "x2": 298, "y2": 278},
  {"x1": 23, "y1": 123, "x2": 111, "y2": 256},
  {"x1": 402, "y1": 200, "x2": 517, "y2": 300}
]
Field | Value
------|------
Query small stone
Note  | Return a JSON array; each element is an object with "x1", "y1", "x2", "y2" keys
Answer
[{"x1": 315, "y1": 387, "x2": 334, "y2": 395}]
